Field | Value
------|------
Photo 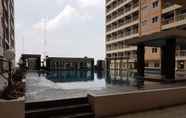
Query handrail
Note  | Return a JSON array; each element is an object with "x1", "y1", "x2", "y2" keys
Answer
[{"x1": 176, "y1": 13, "x2": 186, "y2": 21}]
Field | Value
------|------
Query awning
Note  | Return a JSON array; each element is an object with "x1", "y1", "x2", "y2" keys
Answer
[{"x1": 125, "y1": 30, "x2": 186, "y2": 48}]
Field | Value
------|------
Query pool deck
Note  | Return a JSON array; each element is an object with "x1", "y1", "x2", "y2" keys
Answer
[
  {"x1": 26, "y1": 72, "x2": 186, "y2": 103},
  {"x1": 110, "y1": 104, "x2": 186, "y2": 118}
]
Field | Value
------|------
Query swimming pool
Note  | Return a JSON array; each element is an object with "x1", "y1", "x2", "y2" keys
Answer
[{"x1": 26, "y1": 70, "x2": 144, "y2": 102}]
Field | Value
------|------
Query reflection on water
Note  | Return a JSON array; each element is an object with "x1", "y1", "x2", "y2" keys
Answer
[
  {"x1": 27, "y1": 70, "x2": 145, "y2": 101},
  {"x1": 106, "y1": 69, "x2": 144, "y2": 89},
  {"x1": 44, "y1": 70, "x2": 144, "y2": 89},
  {"x1": 46, "y1": 71, "x2": 94, "y2": 82}
]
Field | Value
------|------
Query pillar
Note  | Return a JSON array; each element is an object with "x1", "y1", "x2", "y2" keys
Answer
[
  {"x1": 106, "y1": 58, "x2": 111, "y2": 79},
  {"x1": 161, "y1": 38, "x2": 176, "y2": 80},
  {"x1": 136, "y1": 44, "x2": 145, "y2": 78}
]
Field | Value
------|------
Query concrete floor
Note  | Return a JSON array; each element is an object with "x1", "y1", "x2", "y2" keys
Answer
[{"x1": 111, "y1": 104, "x2": 186, "y2": 118}]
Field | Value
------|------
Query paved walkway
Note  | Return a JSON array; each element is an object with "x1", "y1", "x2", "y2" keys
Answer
[{"x1": 111, "y1": 104, "x2": 186, "y2": 118}]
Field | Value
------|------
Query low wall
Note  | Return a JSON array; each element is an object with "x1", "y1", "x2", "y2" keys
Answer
[
  {"x1": 0, "y1": 99, "x2": 24, "y2": 118},
  {"x1": 88, "y1": 87, "x2": 186, "y2": 118}
]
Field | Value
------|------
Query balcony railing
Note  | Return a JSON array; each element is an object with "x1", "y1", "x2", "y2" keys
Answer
[
  {"x1": 162, "y1": 13, "x2": 186, "y2": 25},
  {"x1": 176, "y1": 13, "x2": 186, "y2": 21},
  {"x1": 106, "y1": 28, "x2": 138, "y2": 42},
  {"x1": 176, "y1": 50, "x2": 186, "y2": 57},
  {"x1": 163, "y1": 2, "x2": 175, "y2": 9},
  {"x1": 106, "y1": 16, "x2": 139, "y2": 32},
  {"x1": 162, "y1": 17, "x2": 174, "y2": 25},
  {"x1": 106, "y1": 3, "x2": 139, "y2": 23},
  {"x1": 106, "y1": 0, "x2": 130, "y2": 13}
]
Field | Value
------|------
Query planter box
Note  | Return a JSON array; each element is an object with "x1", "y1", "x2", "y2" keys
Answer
[{"x1": 0, "y1": 98, "x2": 24, "y2": 118}]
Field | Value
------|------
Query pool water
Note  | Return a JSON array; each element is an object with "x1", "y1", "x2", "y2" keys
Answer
[{"x1": 26, "y1": 70, "x2": 143, "y2": 102}]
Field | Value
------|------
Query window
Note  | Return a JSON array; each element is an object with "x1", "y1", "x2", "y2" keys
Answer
[
  {"x1": 152, "y1": 48, "x2": 158, "y2": 53},
  {"x1": 154, "y1": 63, "x2": 160, "y2": 67},
  {"x1": 153, "y1": 0, "x2": 159, "y2": 8},
  {"x1": 152, "y1": 16, "x2": 159, "y2": 23}
]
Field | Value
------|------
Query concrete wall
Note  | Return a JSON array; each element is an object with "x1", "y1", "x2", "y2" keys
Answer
[
  {"x1": 145, "y1": 47, "x2": 160, "y2": 61},
  {"x1": 0, "y1": 99, "x2": 24, "y2": 118},
  {"x1": 140, "y1": 0, "x2": 162, "y2": 36},
  {"x1": 88, "y1": 87, "x2": 186, "y2": 118}
]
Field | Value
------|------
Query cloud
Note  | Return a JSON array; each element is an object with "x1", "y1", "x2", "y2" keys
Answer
[
  {"x1": 33, "y1": 5, "x2": 79, "y2": 32},
  {"x1": 16, "y1": 0, "x2": 105, "y2": 61},
  {"x1": 78, "y1": 0, "x2": 103, "y2": 7}
]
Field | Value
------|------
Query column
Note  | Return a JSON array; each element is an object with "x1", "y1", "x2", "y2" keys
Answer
[
  {"x1": 161, "y1": 38, "x2": 176, "y2": 80},
  {"x1": 106, "y1": 58, "x2": 111, "y2": 79},
  {"x1": 136, "y1": 44, "x2": 145, "y2": 78}
]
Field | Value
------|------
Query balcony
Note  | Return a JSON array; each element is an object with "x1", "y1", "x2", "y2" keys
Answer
[
  {"x1": 106, "y1": 16, "x2": 139, "y2": 33},
  {"x1": 161, "y1": 13, "x2": 186, "y2": 30},
  {"x1": 106, "y1": 0, "x2": 132, "y2": 13},
  {"x1": 106, "y1": 3, "x2": 139, "y2": 24},
  {"x1": 106, "y1": 29, "x2": 139, "y2": 45},
  {"x1": 176, "y1": 50, "x2": 186, "y2": 60},
  {"x1": 163, "y1": 0, "x2": 186, "y2": 8}
]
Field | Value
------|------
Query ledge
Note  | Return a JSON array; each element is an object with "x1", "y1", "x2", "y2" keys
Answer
[{"x1": 88, "y1": 86, "x2": 186, "y2": 118}]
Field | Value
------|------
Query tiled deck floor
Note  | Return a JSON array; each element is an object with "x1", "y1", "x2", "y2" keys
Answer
[
  {"x1": 111, "y1": 104, "x2": 186, "y2": 118},
  {"x1": 26, "y1": 72, "x2": 186, "y2": 102}
]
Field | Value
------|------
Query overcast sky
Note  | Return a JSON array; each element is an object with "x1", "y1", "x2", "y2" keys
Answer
[{"x1": 15, "y1": 0, "x2": 105, "y2": 62}]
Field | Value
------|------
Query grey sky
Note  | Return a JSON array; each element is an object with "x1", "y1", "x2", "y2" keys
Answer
[{"x1": 15, "y1": 0, "x2": 105, "y2": 62}]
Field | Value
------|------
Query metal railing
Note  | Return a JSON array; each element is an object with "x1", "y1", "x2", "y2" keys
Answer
[
  {"x1": 176, "y1": 50, "x2": 186, "y2": 57},
  {"x1": 162, "y1": 13, "x2": 186, "y2": 25},
  {"x1": 176, "y1": 13, "x2": 186, "y2": 22},
  {"x1": 162, "y1": 17, "x2": 174, "y2": 25},
  {"x1": 106, "y1": 3, "x2": 139, "y2": 23}
]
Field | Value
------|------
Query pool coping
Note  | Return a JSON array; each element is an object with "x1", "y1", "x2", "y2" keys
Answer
[{"x1": 88, "y1": 86, "x2": 186, "y2": 118}]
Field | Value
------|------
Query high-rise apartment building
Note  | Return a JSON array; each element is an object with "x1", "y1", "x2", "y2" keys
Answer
[
  {"x1": 0, "y1": 0, "x2": 15, "y2": 72},
  {"x1": 105, "y1": 0, "x2": 186, "y2": 71}
]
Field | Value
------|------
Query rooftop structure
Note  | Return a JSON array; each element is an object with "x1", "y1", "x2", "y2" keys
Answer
[
  {"x1": 46, "y1": 57, "x2": 94, "y2": 71},
  {"x1": 21, "y1": 54, "x2": 41, "y2": 71}
]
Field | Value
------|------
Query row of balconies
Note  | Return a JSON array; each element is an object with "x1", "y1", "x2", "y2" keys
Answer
[
  {"x1": 106, "y1": 51, "x2": 137, "y2": 59},
  {"x1": 106, "y1": 25, "x2": 138, "y2": 42},
  {"x1": 106, "y1": 41, "x2": 127, "y2": 51},
  {"x1": 176, "y1": 50, "x2": 186, "y2": 57},
  {"x1": 106, "y1": 2, "x2": 139, "y2": 23},
  {"x1": 106, "y1": 44, "x2": 137, "y2": 54},
  {"x1": 106, "y1": 0, "x2": 112, "y2": 4},
  {"x1": 162, "y1": 13, "x2": 186, "y2": 25},
  {"x1": 162, "y1": 0, "x2": 175, "y2": 9},
  {"x1": 106, "y1": 0, "x2": 132, "y2": 13},
  {"x1": 107, "y1": 49, "x2": 186, "y2": 58},
  {"x1": 106, "y1": 14, "x2": 138, "y2": 32}
]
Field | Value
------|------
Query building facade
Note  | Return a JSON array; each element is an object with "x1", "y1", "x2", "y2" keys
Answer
[
  {"x1": 21, "y1": 54, "x2": 41, "y2": 71},
  {"x1": 0, "y1": 0, "x2": 15, "y2": 72},
  {"x1": 106, "y1": 0, "x2": 186, "y2": 71},
  {"x1": 46, "y1": 57, "x2": 94, "y2": 71},
  {"x1": 96, "y1": 60, "x2": 105, "y2": 71}
]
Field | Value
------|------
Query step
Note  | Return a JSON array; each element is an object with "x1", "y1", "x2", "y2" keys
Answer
[
  {"x1": 25, "y1": 97, "x2": 88, "y2": 110},
  {"x1": 53, "y1": 112, "x2": 95, "y2": 118},
  {"x1": 25, "y1": 104, "x2": 92, "y2": 118}
]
